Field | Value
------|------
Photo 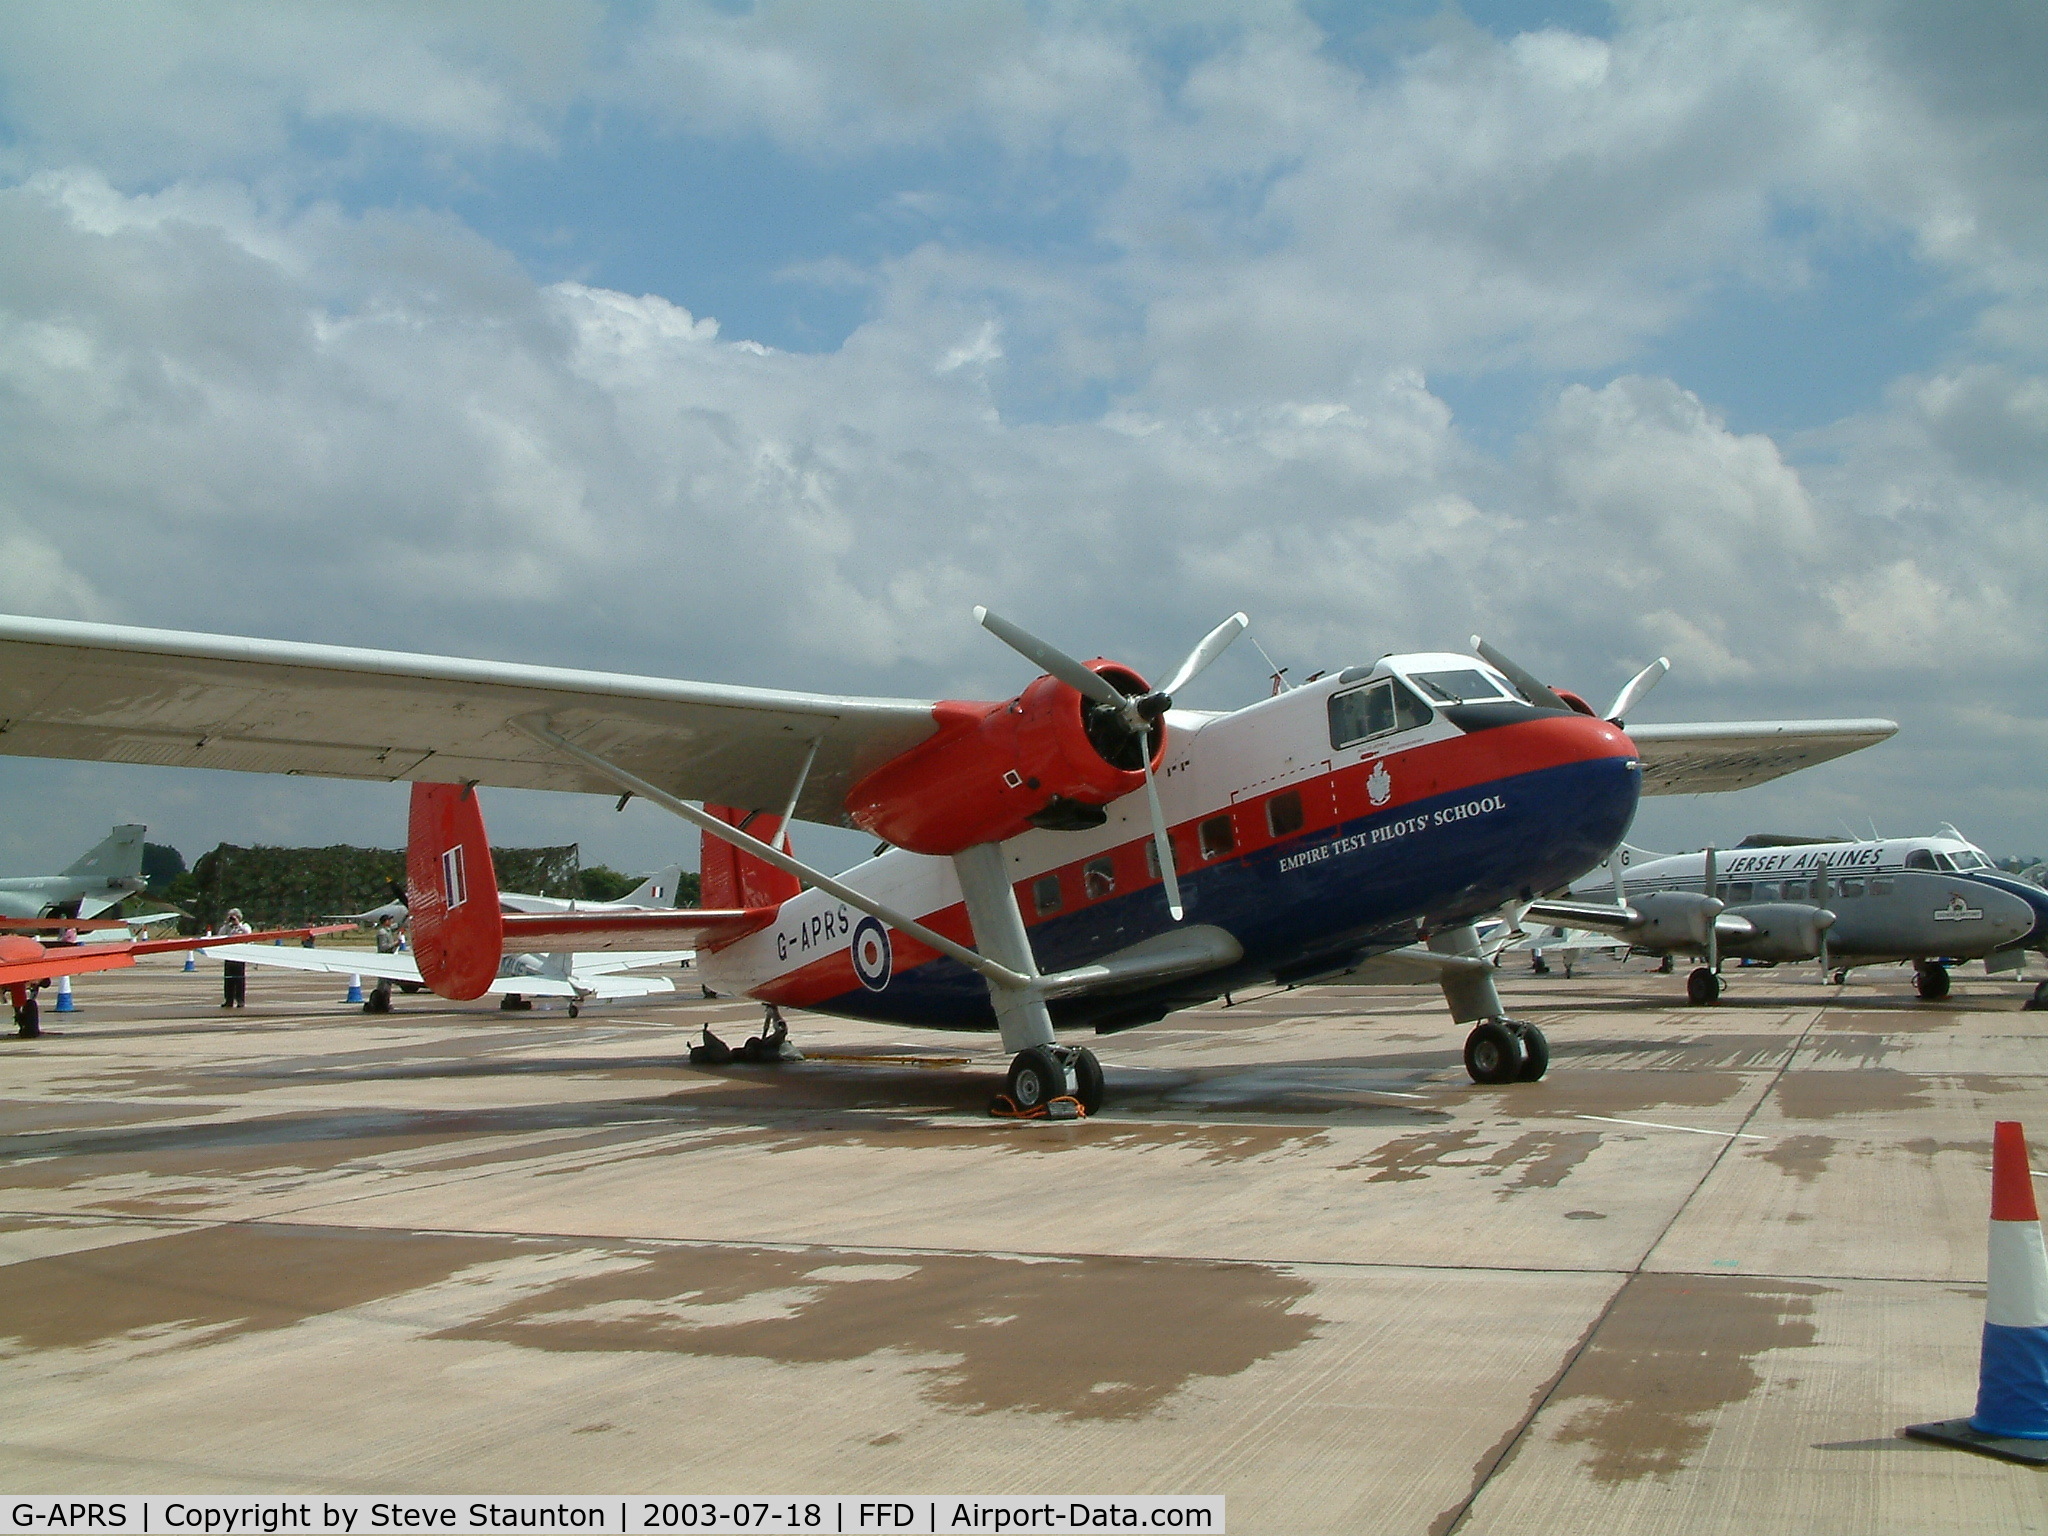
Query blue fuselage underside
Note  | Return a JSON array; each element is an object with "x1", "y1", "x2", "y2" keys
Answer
[{"x1": 813, "y1": 754, "x2": 1641, "y2": 1032}]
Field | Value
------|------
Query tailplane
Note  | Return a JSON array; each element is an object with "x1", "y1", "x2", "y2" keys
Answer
[
  {"x1": 407, "y1": 783, "x2": 504, "y2": 1000},
  {"x1": 700, "y1": 806, "x2": 800, "y2": 927}
]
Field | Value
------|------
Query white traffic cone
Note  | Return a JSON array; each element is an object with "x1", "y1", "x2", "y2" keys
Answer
[{"x1": 1907, "y1": 1120, "x2": 2048, "y2": 1462}]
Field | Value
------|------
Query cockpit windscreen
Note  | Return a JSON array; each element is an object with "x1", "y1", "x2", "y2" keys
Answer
[{"x1": 1409, "y1": 668, "x2": 1515, "y2": 704}]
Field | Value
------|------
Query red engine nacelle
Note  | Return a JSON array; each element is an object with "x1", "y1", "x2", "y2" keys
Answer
[{"x1": 845, "y1": 663, "x2": 1165, "y2": 856}]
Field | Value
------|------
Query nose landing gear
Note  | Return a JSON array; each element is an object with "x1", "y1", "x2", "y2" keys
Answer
[
  {"x1": 1914, "y1": 962, "x2": 1951, "y2": 1001},
  {"x1": 1687, "y1": 966, "x2": 1722, "y2": 1005}
]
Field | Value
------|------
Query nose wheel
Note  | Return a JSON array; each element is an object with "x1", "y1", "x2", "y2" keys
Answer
[
  {"x1": 1463, "y1": 1019, "x2": 1548, "y2": 1084},
  {"x1": 1687, "y1": 967, "x2": 1722, "y2": 1005}
]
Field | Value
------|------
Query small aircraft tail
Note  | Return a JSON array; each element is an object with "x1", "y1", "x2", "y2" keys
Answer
[
  {"x1": 622, "y1": 863, "x2": 686, "y2": 908},
  {"x1": 65, "y1": 824, "x2": 145, "y2": 880},
  {"x1": 407, "y1": 783, "x2": 505, "y2": 1000},
  {"x1": 700, "y1": 806, "x2": 801, "y2": 917}
]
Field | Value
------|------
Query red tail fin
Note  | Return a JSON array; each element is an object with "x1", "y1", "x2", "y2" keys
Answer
[
  {"x1": 407, "y1": 783, "x2": 504, "y2": 1000},
  {"x1": 700, "y1": 805, "x2": 802, "y2": 922}
]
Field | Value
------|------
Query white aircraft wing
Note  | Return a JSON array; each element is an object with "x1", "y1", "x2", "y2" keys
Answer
[
  {"x1": 199, "y1": 943, "x2": 681, "y2": 1000},
  {"x1": 1628, "y1": 718, "x2": 1898, "y2": 795},
  {"x1": 0, "y1": 615, "x2": 941, "y2": 823}
]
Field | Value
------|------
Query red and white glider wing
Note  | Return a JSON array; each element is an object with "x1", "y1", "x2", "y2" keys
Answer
[{"x1": 0, "y1": 615, "x2": 939, "y2": 824}]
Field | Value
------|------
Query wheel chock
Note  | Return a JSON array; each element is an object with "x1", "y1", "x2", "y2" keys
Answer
[{"x1": 987, "y1": 1094, "x2": 1086, "y2": 1121}]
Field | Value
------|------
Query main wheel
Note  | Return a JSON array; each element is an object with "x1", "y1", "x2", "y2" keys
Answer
[
  {"x1": 1069, "y1": 1047, "x2": 1105, "y2": 1114},
  {"x1": 1687, "y1": 967, "x2": 1722, "y2": 1005},
  {"x1": 1006, "y1": 1046, "x2": 1068, "y2": 1109},
  {"x1": 1915, "y1": 964, "x2": 1950, "y2": 1001},
  {"x1": 1463, "y1": 1020, "x2": 1524, "y2": 1085},
  {"x1": 1511, "y1": 1021, "x2": 1550, "y2": 1082},
  {"x1": 14, "y1": 998, "x2": 39, "y2": 1038},
  {"x1": 1831, "y1": 969, "x2": 1849, "y2": 986},
  {"x1": 398, "y1": 982, "x2": 424, "y2": 994}
]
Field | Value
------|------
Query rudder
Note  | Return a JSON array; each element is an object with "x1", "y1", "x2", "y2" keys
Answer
[
  {"x1": 700, "y1": 806, "x2": 800, "y2": 932},
  {"x1": 407, "y1": 783, "x2": 504, "y2": 1000}
]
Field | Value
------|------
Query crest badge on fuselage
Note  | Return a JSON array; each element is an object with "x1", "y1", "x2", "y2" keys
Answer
[
  {"x1": 1367, "y1": 760, "x2": 1393, "y2": 808},
  {"x1": 851, "y1": 915, "x2": 893, "y2": 991}
]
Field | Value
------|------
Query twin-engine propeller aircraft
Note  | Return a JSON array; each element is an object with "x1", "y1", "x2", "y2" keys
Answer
[
  {"x1": 1528, "y1": 830, "x2": 2043, "y2": 1004},
  {"x1": 0, "y1": 823, "x2": 147, "y2": 919},
  {"x1": 0, "y1": 611, "x2": 1895, "y2": 1108}
]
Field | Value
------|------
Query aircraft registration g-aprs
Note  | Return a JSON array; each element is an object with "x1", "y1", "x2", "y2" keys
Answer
[{"x1": 0, "y1": 610, "x2": 1896, "y2": 1112}]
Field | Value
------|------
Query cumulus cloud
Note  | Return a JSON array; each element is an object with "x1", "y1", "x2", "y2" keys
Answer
[{"x1": 0, "y1": 3, "x2": 2044, "y2": 863}]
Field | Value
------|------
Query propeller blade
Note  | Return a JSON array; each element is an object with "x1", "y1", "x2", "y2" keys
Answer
[
  {"x1": 1471, "y1": 637, "x2": 1571, "y2": 713},
  {"x1": 1605, "y1": 657, "x2": 1670, "y2": 724},
  {"x1": 975, "y1": 606, "x2": 1130, "y2": 713},
  {"x1": 1141, "y1": 749, "x2": 1184, "y2": 922},
  {"x1": 1161, "y1": 612, "x2": 1250, "y2": 699}
]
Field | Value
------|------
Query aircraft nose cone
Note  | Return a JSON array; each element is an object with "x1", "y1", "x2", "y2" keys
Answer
[{"x1": 1991, "y1": 889, "x2": 2036, "y2": 944}]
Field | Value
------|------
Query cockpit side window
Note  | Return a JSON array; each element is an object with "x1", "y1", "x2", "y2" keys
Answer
[
  {"x1": 1329, "y1": 678, "x2": 1433, "y2": 750},
  {"x1": 1905, "y1": 849, "x2": 1937, "y2": 871}
]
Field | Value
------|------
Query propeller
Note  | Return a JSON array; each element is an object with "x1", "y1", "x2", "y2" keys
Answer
[
  {"x1": 1604, "y1": 656, "x2": 1669, "y2": 726},
  {"x1": 1474, "y1": 637, "x2": 1670, "y2": 726},
  {"x1": 974, "y1": 607, "x2": 1251, "y2": 923}
]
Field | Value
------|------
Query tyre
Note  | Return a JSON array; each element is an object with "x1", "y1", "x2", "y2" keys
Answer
[
  {"x1": 1512, "y1": 1021, "x2": 1550, "y2": 1082},
  {"x1": 1686, "y1": 967, "x2": 1721, "y2": 1005},
  {"x1": 1463, "y1": 1020, "x2": 1523, "y2": 1085},
  {"x1": 1070, "y1": 1047, "x2": 1105, "y2": 1114},
  {"x1": 15, "y1": 998, "x2": 40, "y2": 1038},
  {"x1": 398, "y1": 982, "x2": 424, "y2": 994},
  {"x1": 1006, "y1": 1046, "x2": 1068, "y2": 1109},
  {"x1": 1915, "y1": 964, "x2": 1950, "y2": 1001}
]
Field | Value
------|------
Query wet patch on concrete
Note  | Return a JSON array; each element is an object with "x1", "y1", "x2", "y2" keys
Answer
[
  {"x1": 1755, "y1": 1135, "x2": 1838, "y2": 1185},
  {"x1": 1548, "y1": 1273, "x2": 1829, "y2": 1483},
  {"x1": 1343, "y1": 1127, "x2": 1603, "y2": 1195},
  {"x1": 0, "y1": 1222, "x2": 525, "y2": 1354},
  {"x1": 1479, "y1": 1072, "x2": 1751, "y2": 1120},
  {"x1": 1560, "y1": 1037, "x2": 1795, "y2": 1072},
  {"x1": 435, "y1": 1244, "x2": 1321, "y2": 1421},
  {"x1": 1771, "y1": 1072, "x2": 2030, "y2": 1122},
  {"x1": 1813, "y1": 1010, "x2": 1971, "y2": 1035}
]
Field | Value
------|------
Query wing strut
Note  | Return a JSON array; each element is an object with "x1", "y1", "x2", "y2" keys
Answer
[{"x1": 511, "y1": 717, "x2": 1032, "y2": 992}]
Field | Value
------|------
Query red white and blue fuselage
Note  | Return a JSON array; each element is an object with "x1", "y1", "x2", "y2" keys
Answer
[{"x1": 700, "y1": 653, "x2": 1642, "y2": 1033}]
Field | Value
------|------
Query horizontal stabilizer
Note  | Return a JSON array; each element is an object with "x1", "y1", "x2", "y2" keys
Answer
[{"x1": 501, "y1": 908, "x2": 776, "y2": 953}]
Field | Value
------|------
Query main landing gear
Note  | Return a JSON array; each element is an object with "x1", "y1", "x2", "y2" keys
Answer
[
  {"x1": 1915, "y1": 962, "x2": 1951, "y2": 1001},
  {"x1": 1687, "y1": 967, "x2": 1722, "y2": 1006},
  {"x1": 1462, "y1": 1019, "x2": 1548, "y2": 1085},
  {"x1": 11, "y1": 985, "x2": 40, "y2": 1038},
  {"x1": 1000, "y1": 1044, "x2": 1105, "y2": 1116}
]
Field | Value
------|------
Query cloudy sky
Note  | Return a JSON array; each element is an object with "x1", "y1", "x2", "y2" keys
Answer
[{"x1": 1, "y1": 0, "x2": 2043, "y2": 878}]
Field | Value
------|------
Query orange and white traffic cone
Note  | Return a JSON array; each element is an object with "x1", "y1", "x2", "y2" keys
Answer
[{"x1": 1906, "y1": 1121, "x2": 2048, "y2": 1462}]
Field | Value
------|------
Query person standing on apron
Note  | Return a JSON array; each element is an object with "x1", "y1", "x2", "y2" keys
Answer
[{"x1": 219, "y1": 907, "x2": 253, "y2": 1007}]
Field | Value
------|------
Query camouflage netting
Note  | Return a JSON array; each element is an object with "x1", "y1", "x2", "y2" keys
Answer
[{"x1": 190, "y1": 843, "x2": 579, "y2": 930}]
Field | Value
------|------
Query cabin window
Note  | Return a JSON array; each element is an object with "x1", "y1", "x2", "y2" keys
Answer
[
  {"x1": 1726, "y1": 881, "x2": 1753, "y2": 903},
  {"x1": 1267, "y1": 790, "x2": 1304, "y2": 839},
  {"x1": 1840, "y1": 878, "x2": 1864, "y2": 897},
  {"x1": 1199, "y1": 814, "x2": 1235, "y2": 860},
  {"x1": 1033, "y1": 874, "x2": 1062, "y2": 915},
  {"x1": 1870, "y1": 877, "x2": 1893, "y2": 895},
  {"x1": 1905, "y1": 849, "x2": 1937, "y2": 871},
  {"x1": 1083, "y1": 856, "x2": 1116, "y2": 900}
]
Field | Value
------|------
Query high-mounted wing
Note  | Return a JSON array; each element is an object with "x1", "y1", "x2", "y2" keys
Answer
[
  {"x1": 1629, "y1": 719, "x2": 1898, "y2": 795},
  {"x1": 0, "y1": 615, "x2": 940, "y2": 825}
]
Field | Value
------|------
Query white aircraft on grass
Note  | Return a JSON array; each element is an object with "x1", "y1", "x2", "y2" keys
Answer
[{"x1": 0, "y1": 612, "x2": 1894, "y2": 1110}]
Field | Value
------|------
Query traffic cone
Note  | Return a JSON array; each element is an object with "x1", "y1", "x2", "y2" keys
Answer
[
  {"x1": 1906, "y1": 1121, "x2": 2048, "y2": 1462},
  {"x1": 345, "y1": 975, "x2": 364, "y2": 1004},
  {"x1": 182, "y1": 952, "x2": 196, "y2": 971},
  {"x1": 54, "y1": 975, "x2": 75, "y2": 1012}
]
